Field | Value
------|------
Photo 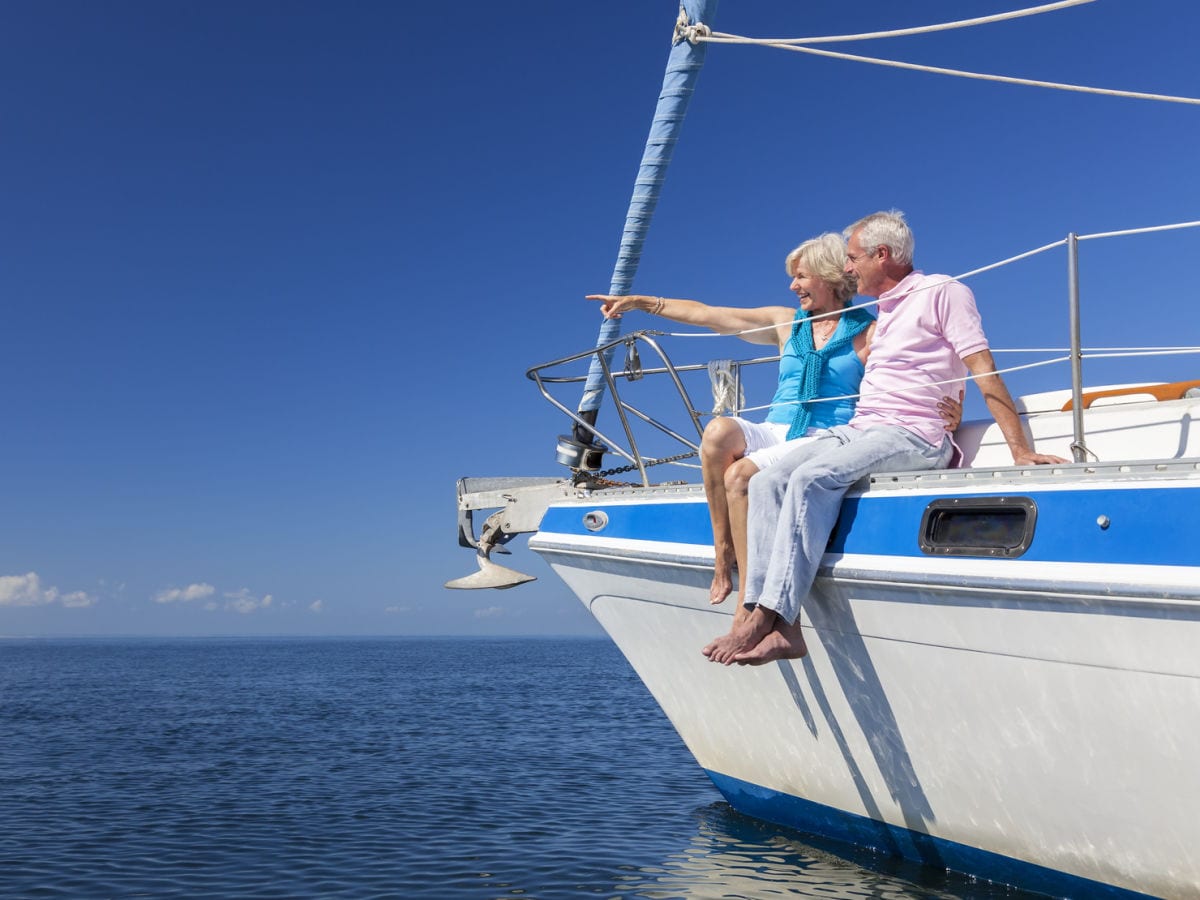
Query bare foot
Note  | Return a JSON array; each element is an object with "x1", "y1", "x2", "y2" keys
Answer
[
  {"x1": 734, "y1": 618, "x2": 808, "y2": 666},
  {"x1": 702, "y1": 606, "x2": 775, "y2": 666},
  {"x1": 709, "y1": 557, "x2": 735, "y2": 605}
]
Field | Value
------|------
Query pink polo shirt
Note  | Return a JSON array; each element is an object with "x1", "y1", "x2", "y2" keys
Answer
[{"x1": 850, "y1": 271, "x2": 989, "y2": 447}]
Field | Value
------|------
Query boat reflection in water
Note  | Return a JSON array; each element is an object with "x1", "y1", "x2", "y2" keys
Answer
[{"x1": 617, "y1": 802, "x2": 1045, "y2": 899}]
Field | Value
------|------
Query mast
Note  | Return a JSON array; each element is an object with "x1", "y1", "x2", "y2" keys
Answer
[{"x1": 564, "y1": 1, "x2": 719, "y2": 468}]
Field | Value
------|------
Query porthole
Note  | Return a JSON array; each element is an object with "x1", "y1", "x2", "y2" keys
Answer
[{"x1": 918, "y1": 497, "x2": 1037, "y2": 558}]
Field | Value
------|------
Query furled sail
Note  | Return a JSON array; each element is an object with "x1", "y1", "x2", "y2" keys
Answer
[{"x1": 569, "y1": 1, "x2": 719, "y2": 458}]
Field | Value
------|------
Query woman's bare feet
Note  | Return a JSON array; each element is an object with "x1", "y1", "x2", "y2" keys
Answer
[
  {"x1": 702, "y1": 606, "x2": 776, "y2": 665},
  {"x1": 709, "y1": 555, "x2": 736, "y2": 604}
]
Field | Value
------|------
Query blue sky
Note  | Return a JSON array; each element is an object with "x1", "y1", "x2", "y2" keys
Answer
[{"x1": 2, "y1": 1, "x2": 1196, "y2": 637}]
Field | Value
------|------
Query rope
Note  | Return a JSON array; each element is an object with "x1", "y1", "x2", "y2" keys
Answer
[
  {"x1": 675, "y1": 8, "x2": 711, "y2": 45},
  {"x1": 1081, "y1": 348, "x2": 1200, "y2": 361},
  {"x1": 699, "y1": 39, "x2": 1200, "y2": 107},
  {"x1": 707, "y1": 359, "x2": 743, "y2": 414},
  {"x1": 684, "y1": 3, "x2": 1200, "y2": 107},
  {"x1": 1079, "y1": 220, "x2": 1200, "y2": 241},
  {"x1": 697, "y1": 1, "x2": 1095, "y2": 46},
  {"x1": 992, "y1": 347, "x2": 1200, "y2": 353}
]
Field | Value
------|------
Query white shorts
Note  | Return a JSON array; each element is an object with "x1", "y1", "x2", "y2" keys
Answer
[{"x1": 732, "y1": 418, "x2": 820, "y2": 471}]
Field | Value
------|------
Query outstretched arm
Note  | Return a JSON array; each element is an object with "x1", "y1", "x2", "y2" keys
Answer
[
  {"x1": 962, "y1": 349, "x2": 1068, "y2": 465},
  {"x1": 586, "y1": 294, "x2": 793, "y2": 347}
]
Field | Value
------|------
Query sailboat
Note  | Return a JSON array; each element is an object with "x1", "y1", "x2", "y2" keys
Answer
[{"x1": 448, "y1": 3, "x2": 1200, "y2": 897}]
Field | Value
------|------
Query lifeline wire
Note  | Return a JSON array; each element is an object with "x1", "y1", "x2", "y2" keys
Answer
[
  {"x1": 662, "y1": 240, "x2": 1067, "y2": 340},
  {"x1": 661, "y1": 221, "x2": 1200, "y2": 341},
  {"x1": 1080, "y1": 220, "x2": 1200, "y2": 241},
  {"x1": 651, "y1": 216, "x2": 1200, "y2": 412},
  {"x1": 736, "y1": 345, "x2": 1200, "y2": 413},
  {"x1": 740, "y1": 354, "x2": 1074, "y2": 414}
]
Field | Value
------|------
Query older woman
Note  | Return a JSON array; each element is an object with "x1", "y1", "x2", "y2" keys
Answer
[{"x1": 588, "y1": 233, "x2": 957, "y2": 618}]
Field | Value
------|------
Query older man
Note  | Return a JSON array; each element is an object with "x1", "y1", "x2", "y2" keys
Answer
[{"x1": 703, "y1": 209, "x2": 1066, "y2": 666}]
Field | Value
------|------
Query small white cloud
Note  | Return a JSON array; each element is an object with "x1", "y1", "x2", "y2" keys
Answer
[
  {"x1": 154, "y1": 583, "x2": 216, "y2": 604},
  {"x1": 224, "y1": 588, "x2": 273, "y2": 614},
  {"x1": 0, "y1": 573, "x2": 49, "y2": 606},
  {"x1": 474, "y1": 606, "x2": 505, "y2": 619},
  {"x1": 308, "y1": 599, "x2": 324, "y2": 613},
  {"x1": 60, "y1": 591, "x2": 98, "y2": 609},
  {"x1": 384, "y1": 605, "x2": 412, "y2": 614},
  {"x1": 0, "y1": 572, "x2": 97, "y2": 608}
]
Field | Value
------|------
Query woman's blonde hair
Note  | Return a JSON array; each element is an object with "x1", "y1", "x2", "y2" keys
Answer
[{"x1": 784, "y1": 232, "x2": 857, "y2": 305}]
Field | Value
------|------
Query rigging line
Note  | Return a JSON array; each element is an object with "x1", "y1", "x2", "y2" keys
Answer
[
  {"x1": 1081, "y1": 346, "x2": 1200, "y2": 353},
  {"x1": 655, "y1": 342, "x2": 1198, "y2": 358},
  {"x1": 1083, "y1": 348, "x2": 1200, "y2": 360},
  {"x1": 663, "y1": 244, "x2": 1064, "y2": 341},
  {"x1": 739, "y1": 355, "x2": 1074, "y2": 414},
  {"x1": 1079, "y1": 220, "x2": 1200, "y2": 241},
  {"x1": 662, "y1": 301, "x2": 878, "y2": 339},
  {"x1": 655, "y1": 224, "x2": 1193, "y2": 339},
  {"x1": 994, "y1": 348, "x2": 1071, "y2": 353},
  {"x1": 995, "y1": 346, "x2": 1200, "y2": 353},
  {"x1": 989, "y1": 346, "x2": 1200, "y2": 354},
  {"x1": 695, "y1": 37, "x2": 1200, "y2": 106},
  {"x1": 955, "y1": 239, "x2": 1067, "y2": 279},
  {"x1": 703, "y1": 0, "x2": 1094, "y2": 46}
]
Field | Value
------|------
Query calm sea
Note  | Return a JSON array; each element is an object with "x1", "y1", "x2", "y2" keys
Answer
[{"x1": 0, "y1": 637, "x2": 1044, "y2": 899}]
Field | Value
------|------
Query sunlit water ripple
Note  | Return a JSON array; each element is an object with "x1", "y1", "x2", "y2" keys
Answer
[{"x1": 0, "y1": 637, "x2": 1043, "y2": 898}]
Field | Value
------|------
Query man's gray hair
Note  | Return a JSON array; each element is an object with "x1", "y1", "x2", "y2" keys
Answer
[{"x1": 843, "y1": 209, "x2": 914, "y2": 266}]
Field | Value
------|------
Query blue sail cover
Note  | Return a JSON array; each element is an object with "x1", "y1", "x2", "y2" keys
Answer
[{"x1": 576, "y1": 0, "x2": 719, "y2": 423}]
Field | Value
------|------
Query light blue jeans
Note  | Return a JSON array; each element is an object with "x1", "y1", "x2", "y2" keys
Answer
[{"x1": 744, "y1": 424, "x2": 952, "y2": 623}]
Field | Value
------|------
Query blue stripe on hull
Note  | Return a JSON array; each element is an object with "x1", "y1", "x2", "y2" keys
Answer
[
  {"x1": 829, "y1": 486, "x2": 1200, "y2": 565},
  {"x1": 540, "y1": 499, "x2": 712, "y2": 546},
  {"x1": 539, "y1": 484, "x2": 1200, "y2": 568},
  {"x1": 705, "y1": 769, "x2": 1155, "y2": 899}
]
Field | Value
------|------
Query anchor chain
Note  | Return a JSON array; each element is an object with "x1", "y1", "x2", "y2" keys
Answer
[{"x1": 594, "y1": 448, "x2": 698, "y2": 478}]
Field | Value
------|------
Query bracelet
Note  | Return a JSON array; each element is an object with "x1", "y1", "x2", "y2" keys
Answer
[{"x1": 651, "y1": 297, "x2": 665, "y2": 316}]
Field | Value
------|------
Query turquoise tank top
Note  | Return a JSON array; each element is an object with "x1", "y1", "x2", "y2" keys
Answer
[{"x1": 764, "y1": 317, "x2": 865, "y2": 429}]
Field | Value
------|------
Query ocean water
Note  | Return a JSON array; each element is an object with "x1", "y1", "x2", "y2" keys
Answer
[{"x1": 0, "y1": 637, "x2": 1044, "y2": 899}]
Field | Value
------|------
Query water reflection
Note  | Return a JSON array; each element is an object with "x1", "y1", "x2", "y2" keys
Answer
[{"x1": 614, "y1": 803, "x2": 1039, "y2": 900}]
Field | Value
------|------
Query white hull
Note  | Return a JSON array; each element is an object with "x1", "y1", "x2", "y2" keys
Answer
[{"x1": 530, "y1": 464, "x2": 1200, "y2": 898}]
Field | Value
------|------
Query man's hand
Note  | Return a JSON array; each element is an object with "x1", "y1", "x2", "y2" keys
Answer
[
  {"x1": 1013, "y1": 449, "x2": 1069, "y2": 466},
  {"x1": 937, "y1": 388, "x2": 965, "y2": 432}
]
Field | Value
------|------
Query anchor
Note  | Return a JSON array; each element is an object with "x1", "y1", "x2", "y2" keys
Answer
[
  {"x1": 444, "y1": 476, "x2": 573, "y2": 590},
  {"x1": 444, "y1": 507, "x2": 536, "y2": 590}
]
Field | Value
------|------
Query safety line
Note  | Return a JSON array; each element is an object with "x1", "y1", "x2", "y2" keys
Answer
[
  {"x1": 739, "y1": 355, "x2": 1075, "y2": 414},
  {"x1": 660, "y1": 221, "x2": 1200, "y2": 341}
]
